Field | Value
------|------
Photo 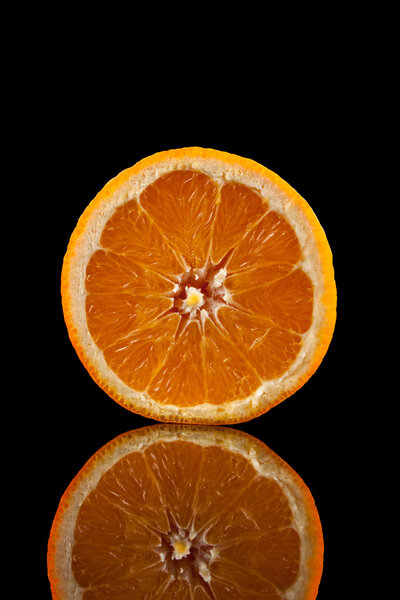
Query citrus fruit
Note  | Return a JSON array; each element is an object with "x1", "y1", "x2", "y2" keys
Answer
[
  {"x1": 61, "y1": 147, "x2": 336, "y2": 423},
  {"x1": 48, "y1": 424, "x2": 324, "y2": 599}
]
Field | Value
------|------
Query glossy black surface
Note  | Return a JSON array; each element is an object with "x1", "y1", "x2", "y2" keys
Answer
[{"x1": 27, "y1": 104, "x2": 359, "y2": 600}]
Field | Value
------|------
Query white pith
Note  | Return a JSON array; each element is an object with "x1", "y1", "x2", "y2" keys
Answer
[
  {"x1": 170, "y1": 535, "x2": 191, "y2": 559},
  {"x1": 183, "y1": 286, "x2": 205, "y2": 313},
  {"x1": 64, "y1": 153, "x2": 333, "y2": 421},
  {"x1": 172, "y1": 267, "x2": 228, "y2": 321},
  {"x1": 50, "y1": 426, "x2": 322, "y2": 600}
]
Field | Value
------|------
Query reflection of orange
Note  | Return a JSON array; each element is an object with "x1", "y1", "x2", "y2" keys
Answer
[
  {"x1": 48, "y1": 425, "x2": 323, "y2": 599},
  {"x1": 62, "y1": 148, "x2": 336, "y2": 423}
]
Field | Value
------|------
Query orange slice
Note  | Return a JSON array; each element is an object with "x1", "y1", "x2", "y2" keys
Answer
[
  {"x1": 61, "y1": 147, "x2": 336, "y2": 423},
  {"x1": 48, "y1": 425, "x2": 324, "y2": 600}
]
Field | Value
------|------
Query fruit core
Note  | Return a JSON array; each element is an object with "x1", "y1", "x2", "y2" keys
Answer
[
  {"x1": 170, "y1": 261, "x2": 231, "y2": 320},
  {"x1": 172, "y1": 537, "x2": 191, "y2": 559},
  {"x1": 161, "y1": 527, "x2": 215, "y2": 587}
]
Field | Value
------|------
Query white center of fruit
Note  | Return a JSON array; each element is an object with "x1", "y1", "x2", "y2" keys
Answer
[
  {"x1": 160, "y1": 527, "x2": 216, "y2": 589},
  {"x1": 169, "y1": 263, "x2": 232, "y2": 325},
  {"x1": 171, "y1": 536, "x2": 192, "y2": 559},
  {"x1": 183, "y1": 287, "x2": 205, "y2": 313}
]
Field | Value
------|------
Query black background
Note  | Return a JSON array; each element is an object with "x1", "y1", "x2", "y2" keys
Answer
[{"x1": 24, "y1": 70, "x2": 364, "y2": 600}]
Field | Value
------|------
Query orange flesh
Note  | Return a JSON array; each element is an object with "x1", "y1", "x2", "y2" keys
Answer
[
  {"x1": 72, "y1": 440, "x2": 300, "y2": 599},
  {"x1": 85, "y1": 170, "x2": 314, "y2": 406}
]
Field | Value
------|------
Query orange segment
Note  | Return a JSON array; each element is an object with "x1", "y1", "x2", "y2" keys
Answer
[
  {"x1": 210, "y1": 181, "x2": 266, "y2": 264},
  {"x1": 147, "y1": 320, "x2": 207, "y2": 406},
  {"x1": 86, "y1": 249, "x2": 175, "y2": 296},
  {"x1": 210, "y1": 563, "x2": 281, "y2": 599},
  {"x1": 233, "y1": 268, "x2": 314, "y2": 333},
  {"x1": 102, "y1": 314, "x2": 179, "y2": 392},
  {"x1": 86, "y1": 293, "x2": 173, "y2": 350},
  {"x1": 227, "y1": 210, "x2": 301, "y2": 272},
  {"x1": 85, "y1": 249, "x2": 179, "y2": 390},
  {"x1": 214, "y1": 528, "x2": 301, "y2": 592},
  {"x1": 202, "y1": 318, "x2": 261, "y2": 405},
  {"x1": 140, "y1": 170, "x2": 219, "y2": 268},
  {"x1": 205, "y1": 475, "x2": 293, "y2": 544},
  {"x1": 225, "y1": 263, "x2": 294, "y2": 292},
  {"x1": 72, "y1": 540, "x2": 160, "y2": 589},
  {"x1": 78, "y1": 566, "x2": 170, "y2": 600},
  {"x1": 74, "y1": 488, "x2": 145, "y2": 546},
  {"x1": 71, "y1": 542, "x2": 129, "y2": 589},
  {"x1": 192, "y1": 444, "x2": 257, "y2": 534},
  {"x1": 144, "y1": 441, "x2": 204, "y2": 530},
  {"x1": 159, "y1": 580, "x2": 192, "y2": 599},
  {"x1": 95, "y1": 450, "x2": 170, "y2": 533},
  {"x1": 99, "y1": 198, "x2": 183, "y2": 275},
  {"x1": 48, "y1": 426, "x2": 324, "y2": 600},
  {"x1": 218, "y1": 307, "x2": 302, "y2": 380}
]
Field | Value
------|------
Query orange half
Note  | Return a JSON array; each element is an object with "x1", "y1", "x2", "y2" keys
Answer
[
  {"x1": 48, "y1": 425, "x2": 324, "y2": 600},
  {"x1": 61, "y1": 148, "x2": 336, "y2": 423}
]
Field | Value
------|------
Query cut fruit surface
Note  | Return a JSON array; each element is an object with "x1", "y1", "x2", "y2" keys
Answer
[
  {"x1": 48, "y1": 425, "x2": 323, "y2": 600},
  {"x1": 62, "y1": 147, "x2": 336, "y2": 423}
]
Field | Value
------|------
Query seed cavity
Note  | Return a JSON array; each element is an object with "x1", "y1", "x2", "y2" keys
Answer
[
  {"x1": 182, "y1": 287, "x2": 205, "y2": 314},
  {"x1": 159, "y1": 527, "x2": 216, "y2": 591},
  {"x1": 169, "y1": 263, "x2": 230, "y2": 321},
  {"x1": 171, "y1": 536, "x2": 191, "y2": 559}
]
